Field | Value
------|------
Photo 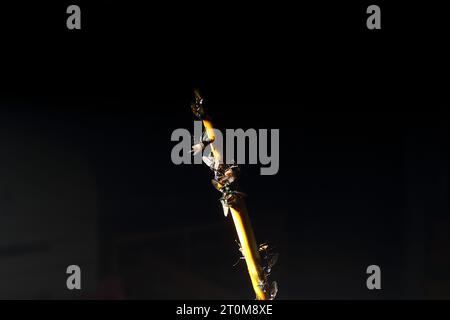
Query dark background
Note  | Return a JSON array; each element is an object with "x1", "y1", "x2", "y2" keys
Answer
[{"x1": 0, "y1": 1, "x2": 448, "y2": 299}]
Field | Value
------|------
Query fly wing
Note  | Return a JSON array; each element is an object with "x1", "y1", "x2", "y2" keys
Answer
[
  {"x1": 201, "y1": 130, "x2": 209, "y2": 143},
  {"x1": 270, "y1": 281, "x2": 278, "y2": 300},
  {"x1": 234, "y1": 191, "x2": 247, "y2": 198},
  {"x1": 267, "y1": 253, "x2": 279, "y2": 271},
  {"x1": 202, "y1": 156, "x2": 215, "y2": 169},
  {"x1": 220, "y1": 174, "x2": 235, "y2": 185},
  {"x1": 191, "y1": 143, "x2": 204, "y2": 155},
  {"x1": 221, "y1": 199, "x2": 230, "y2": 217},
  {"x1": 213, "y1": 158, "x2": 221, "y2": 171},
  {"x1": 194, "y1": 88, "x2": 202, "y2": 101},
  {"x1": 259, "y1": 243, "x2": 269, "y2": 252}
]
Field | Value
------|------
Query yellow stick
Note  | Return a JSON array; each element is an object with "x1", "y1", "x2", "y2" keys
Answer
[{"x1": 202, "y1": 119, "x2": 269, "y2": 300}]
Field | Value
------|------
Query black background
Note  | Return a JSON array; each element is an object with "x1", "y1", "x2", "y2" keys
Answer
[{"x1": 0, "y1": 1, "x2": 448, "y2": 299}]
